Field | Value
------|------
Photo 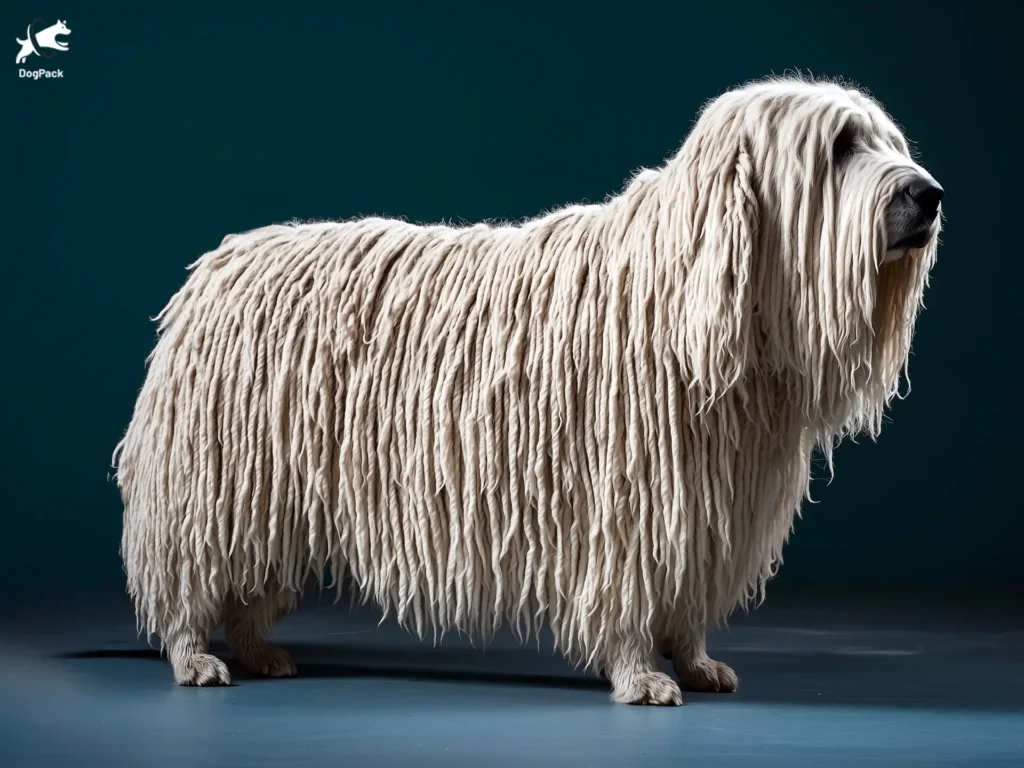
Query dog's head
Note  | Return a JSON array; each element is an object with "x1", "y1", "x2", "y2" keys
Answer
[{"x1": 668, "y1": 77, "x2": 942, "y2": 435}]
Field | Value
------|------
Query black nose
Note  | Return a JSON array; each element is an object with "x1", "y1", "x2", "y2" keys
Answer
[{"x1": 905, "y1": 177, "x2": 944, "y2": 221}]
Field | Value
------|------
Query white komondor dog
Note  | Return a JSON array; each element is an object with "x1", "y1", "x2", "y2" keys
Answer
[{"x1": 113, "y1": 76, "x2": 943, "y2": 705}]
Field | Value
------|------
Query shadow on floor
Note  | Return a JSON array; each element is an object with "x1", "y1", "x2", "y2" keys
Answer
[{"x1": 56, "y1": 642, "x2": 611, "y2": 692}]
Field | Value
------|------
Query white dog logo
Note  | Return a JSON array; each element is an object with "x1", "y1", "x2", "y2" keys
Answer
[{"x1": 15, "y1": 19, "x2": 70, "y2": 65}]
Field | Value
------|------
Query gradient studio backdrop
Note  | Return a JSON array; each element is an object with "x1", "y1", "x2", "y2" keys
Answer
[{"x1": 5, "y1": 0, "x2": 1021, "y2": 602}]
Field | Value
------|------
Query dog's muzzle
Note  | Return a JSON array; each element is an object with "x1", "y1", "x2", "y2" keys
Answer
[{"x1": 885, "y1": 176, "x2": 944, "y2": 255}]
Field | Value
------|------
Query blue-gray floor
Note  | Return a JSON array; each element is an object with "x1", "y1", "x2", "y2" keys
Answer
[{"x1": 1, "y1": 588, "x2": 1021, "y2": 767}]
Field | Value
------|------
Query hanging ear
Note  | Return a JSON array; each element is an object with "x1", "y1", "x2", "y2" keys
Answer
[{"x1": 682, "y1": 139, "x2": 759, "y2": 409}]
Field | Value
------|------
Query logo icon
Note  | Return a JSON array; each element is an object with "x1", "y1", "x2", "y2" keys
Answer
[{"x1": 15, "y1": 18, "x2": 70, "y2": 65}]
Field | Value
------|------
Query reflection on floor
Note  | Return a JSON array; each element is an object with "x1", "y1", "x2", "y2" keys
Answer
[{"x1": 1, "y1": 588, "x2": 1021, "y2": 767}]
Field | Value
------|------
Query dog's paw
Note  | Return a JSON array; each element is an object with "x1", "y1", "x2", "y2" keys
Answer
[
  {"x1": 240, "y1": 645, "x2": 297, "y2": 678},
  {"x1": 174, "y1": 653, "x2": 232, "y2": 686},
  {"x1": 675, "y1": 657, "x2": 738, "y2": 693},
  {"x1": 611, "y1": 671, "x2": 683, "y2": 706}
]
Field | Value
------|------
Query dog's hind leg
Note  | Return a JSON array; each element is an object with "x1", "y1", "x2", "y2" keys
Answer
[
  {"x1": 600, "y1": 639, "x2": 683, "y2": 706},
  {"x1": 663, "y1": 630, "x2": 738, "y2": 693},
  {"x1": 166, "y1": 625, "x2": 232, "y2": 686},
  {"x1": 223, "y1": 588, "x2": 298, "y2": 678}
]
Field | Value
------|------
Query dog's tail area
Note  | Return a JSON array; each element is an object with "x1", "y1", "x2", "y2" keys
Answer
[{"x1": 16, "y1": 38, "x2": 27, "y2": 45}]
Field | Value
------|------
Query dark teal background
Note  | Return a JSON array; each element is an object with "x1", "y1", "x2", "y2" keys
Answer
[{"x1": 4, "y1": 1, "x2": 1021, "y2": 596}]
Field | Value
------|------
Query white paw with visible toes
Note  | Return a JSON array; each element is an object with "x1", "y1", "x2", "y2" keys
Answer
[
  {"x1": 175, "y1": 653, "x2": 232, "y2": 686},
  {"x1": 243, "y1": 645, "x2": 297, "y2": 678},
  {"x1": 611, "y1": 671, "x2": 683, "y2": 706}
]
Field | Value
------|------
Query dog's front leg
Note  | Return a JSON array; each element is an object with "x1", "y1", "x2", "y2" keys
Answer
[
  {"x1": 599, "y1": 639, "x2": 683, "y2": 706},
  {"x1": 661, "y1": 631, "x2": 738, "y2": 693}
]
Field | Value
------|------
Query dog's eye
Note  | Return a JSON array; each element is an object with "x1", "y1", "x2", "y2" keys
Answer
[{"x1": 832, "y1": 124, "x2": 857, "y2": 164}]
